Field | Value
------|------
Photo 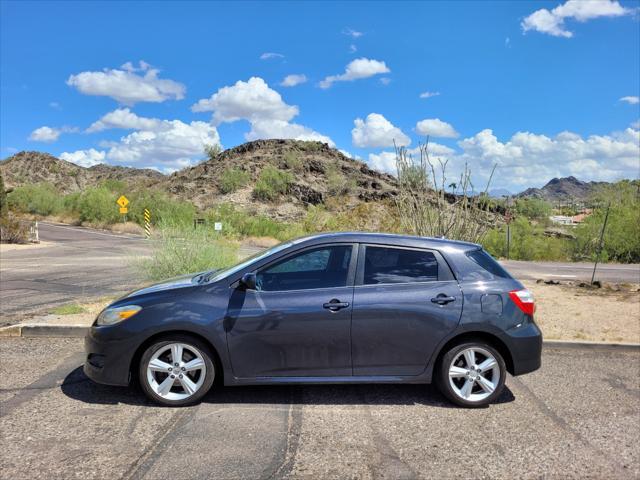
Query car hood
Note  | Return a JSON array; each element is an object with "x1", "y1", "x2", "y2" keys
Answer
[{"x1": 123, "y1": 272, "x2": 204, "y2": 298}]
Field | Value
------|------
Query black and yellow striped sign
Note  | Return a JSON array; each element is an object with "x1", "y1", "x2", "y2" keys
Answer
[{"x1": 144, "y1": 208, "x2": 151, "y2": 238}]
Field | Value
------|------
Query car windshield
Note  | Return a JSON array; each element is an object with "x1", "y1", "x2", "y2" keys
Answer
[{"x1": 206, "y1": 240, "x2": 295, "y2": 283}]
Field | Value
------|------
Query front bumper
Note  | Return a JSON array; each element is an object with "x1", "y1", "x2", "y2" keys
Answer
[{"x1": 84, "y1": 326, "x2": 139, "y2": 386}]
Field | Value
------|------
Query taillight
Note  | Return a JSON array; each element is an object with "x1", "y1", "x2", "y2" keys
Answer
[{"x1": 508, "y1": 289, "x2": 535, "y2": 315}]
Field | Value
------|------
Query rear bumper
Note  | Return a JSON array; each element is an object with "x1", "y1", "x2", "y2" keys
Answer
[
  {"x1": 504, "y1": 321, "x2": 542, "y2": 376},
  {"x1": 84, "y1": 326, "x2": 138, "y2": 386}
]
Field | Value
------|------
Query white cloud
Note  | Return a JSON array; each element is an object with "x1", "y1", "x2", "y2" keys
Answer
[
  {"x1": 349, "y1": 44, "x2": 357, "y2": 53},
  {"x1": 379, "y1": 77, "x2": 391, "y2": 86},
  {"x1": 192, "y1": 76, "x2": 333, "y2": 146},
  {"x1": 67, "y1": 61, "x2": 186, "y2": 105},
  {"x1": 368, "y1": 151, "x2": 398, "y2": 175},
  {"x1": 86, "y1": 108, "x2": 163, "y2": 132},
  {"x1": 60, "y1": 148, "x2": 106, "y2": 167},
  {"x1": 29, "y1": 125, "x2": 77, "y2": 142},
  {"x1": 352, "y1": 113, "x2": 410, "y2": 148},
  {"x1": 192, "y1": 77, "x2": 297, "y2": 123},
  {"x1": 419, "y1": 91, "x2": 440, "y2": 99},
  {"x1": 29, "y1": 126, "x2": 61, "y2": 142},
  {"x1": 319, "y1": 58, "x2": 390, "y2": 89},
  {"x1": 49, "y1": 102, "x2": 61, "y2": 109},
  {"x1": 368, "y1": 143, "x2": 455, "y2": 175},
  {"x1": 632, "y1": 120, "x2": 640, "y2": 129},
  {"x1": 455, "y1": 128, "x2": 640, "y2": 188},
  {"x1": 521, "y1": 0, "x2": 631, "y2": 38},
  {"x1": 620, "y1": 96, "x2": 640, "y2": 105},
  {"x1": 416, "y1": 118, "x2": 459, "y2": 138},
  {"x1": 342, "y1": 28, "x2": 363, "y2": 38},
  {"x1": 247, "y1": 120, "x2": 334, "y2": 146},
  {"x1": 280, "y1": 74, "x2": 308, "y2": 87},
  {"x1": 260, "y1": 52, "x2": 284, "y2": 60}
]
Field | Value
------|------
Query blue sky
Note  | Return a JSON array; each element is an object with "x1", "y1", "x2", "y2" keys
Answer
[{"x1": 1, "y1": 0, "x2": 639, "y2": 192}]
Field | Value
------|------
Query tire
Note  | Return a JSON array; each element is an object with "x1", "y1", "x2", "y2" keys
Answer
[
  {"x1": 139, "y1": 334, "x2": 215, "y2": 407},
  {"x1": 436, "y1": 341, "x2": 506, "y2": 408}
]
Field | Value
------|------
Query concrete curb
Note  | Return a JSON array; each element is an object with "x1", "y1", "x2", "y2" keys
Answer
[
  {"x1": 543, "y1": 339, "x2": 640, "y2": 351},
  {"x1": 1, "y1": 324, "x2": 639, "y2": 351},
  {"x1": 0, "y1": 324, "x2": 88, "y2": 338}
]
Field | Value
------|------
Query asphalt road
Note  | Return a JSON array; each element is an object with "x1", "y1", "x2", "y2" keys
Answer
[
  {"x1": 0, "y1": 222, "x2": 151, "y2": 321},
  {"x1": 1, "y1": 222, "x2": 638, "y2": 323},
  {"x1": 0, "y1": 337, "x2": 638, "y2": 479}
]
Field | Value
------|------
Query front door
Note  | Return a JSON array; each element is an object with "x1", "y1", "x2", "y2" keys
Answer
[
  {"x1": 226, "y1": 244, "x2": 356, "y2": 378},
  {"x1": 351, "y1": 245, "x2": 463, "y2": 376}
]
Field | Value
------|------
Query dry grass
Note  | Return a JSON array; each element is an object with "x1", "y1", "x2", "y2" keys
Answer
[
  {"x1": 242, "y1": 236, "x2": 281, "y2": 248},
  {"x1": 110, "y1": 221, "x2": 145, "y2": 235},
  {"x1": 525, "y1": 280, "x2": 640, "y2": 343}
]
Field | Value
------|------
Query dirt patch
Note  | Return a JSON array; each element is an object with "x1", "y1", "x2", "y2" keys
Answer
[
  {"x1": 0, "y1": 241, "x2": 52, "y2": 252},
  {"x1": 525, "y1": 280, "x2": 640, "y2": 343}
]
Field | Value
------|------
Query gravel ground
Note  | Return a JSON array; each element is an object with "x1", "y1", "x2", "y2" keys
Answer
[
  {"x1": 526, "y1": 280, "x2": 640, "y2": 343},
  {"x1": 0, "y1": 337, "x2": 638, "y2": 479}
]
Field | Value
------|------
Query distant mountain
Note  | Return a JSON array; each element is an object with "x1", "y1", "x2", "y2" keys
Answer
[
  {"x1": 0, "y1": 151, "x2": 164, "y2": 193},
  {"x1": 516, "y1": 176, "x2": 607, "y2": 203}
]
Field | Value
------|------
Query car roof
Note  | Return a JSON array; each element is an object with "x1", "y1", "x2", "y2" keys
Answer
[{"x1": 291, "y1": 232, "x2": 480, "y2": 252}]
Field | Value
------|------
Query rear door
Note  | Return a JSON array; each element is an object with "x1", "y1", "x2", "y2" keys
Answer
[{"x1": 351, "y1": 244, "x2": 463, "y2": 376}]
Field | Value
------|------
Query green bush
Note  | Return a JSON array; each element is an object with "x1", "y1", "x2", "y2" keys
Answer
[
  {"x1": 483, "y1": 217, "x2": 568, "y2": 261},
  {"x1": 571, "y1": 181, "x2": 640, "y2": 263},
  {"x1": 136, "y1": 224, "x2": 239, "y2": 281},
  {"x1": 219, "y1": 168, "x2": 250, "y2": 194},
  {"x1": 515, "y1": 198, "x2": 552, "y2": 221},
  {"x1": 127, "y1": 191, "x2": 195, "y2": 227},
  {"x1": 7, "y1": 183, "x2": 63, "y2": 216},
  {"x1": 283, "y1": 152, "x2": 303, "y2": 172},
  {"x1": 205, "y1": 203, "x2": 305, "y2": 241},
  {"x1": 76, "y1": 187, "x2": 120, "y2": 225},
  {"x1": 253, "y1": 166, "x2": 293, "y2": 201},
  {"x1": 326, "y1": 164, "x2": 356, "y2": 196}
]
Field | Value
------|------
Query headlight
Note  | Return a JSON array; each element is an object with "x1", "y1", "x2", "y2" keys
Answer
[{"x1": 96, "y1": 305, "x2": 142, "y2": 326}]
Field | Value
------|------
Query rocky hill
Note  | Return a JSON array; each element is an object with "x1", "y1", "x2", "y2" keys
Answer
[
  {"x1": 0, "y1": 151, "x2": 163, "y2": 193},
  {"x1": 165, "y1": 139, "x2": 397, "y2": 218},
  {"x1": 517, "y1": 176, "x2": 607, "y2": 203},
  {"x1": 0, "y1": 141, "x2": 398, "y2": 219}
]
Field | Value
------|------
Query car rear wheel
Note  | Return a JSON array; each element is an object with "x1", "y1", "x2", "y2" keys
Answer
[
  {"x1": 139, "y1": 335, "x2": 215, "y2": 406},
  {"x1": 437, "y1": 341, "x2": 506, "y2": 408}
]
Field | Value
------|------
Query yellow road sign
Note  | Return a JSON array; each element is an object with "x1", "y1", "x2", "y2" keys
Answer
[
  {"x1": 119, "y1": 207, "x2": 128, "y2": 214},
  {"x1": 116, "y1": 195, "x2": 129, "y2": 208}
]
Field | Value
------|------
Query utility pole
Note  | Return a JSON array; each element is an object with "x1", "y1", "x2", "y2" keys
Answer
[{"x1": 590, "y1": 202, "x2": 611, "y2": 285}]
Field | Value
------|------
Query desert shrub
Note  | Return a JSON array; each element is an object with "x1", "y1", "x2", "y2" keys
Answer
[
  {"x1": 326, "y1": 163, "x2": 356, "y2": 196},
  {"x1": 205, "y1": 203, "x2": 305, "y2": 241},
  {"x1": 283, "y1": 152, "x2": 303, "y2": 172},
  {"x1": 298, "y1": 141, "x2": 323, "y2": 152},
  {"x1": 515, "y1": 198, "x2": 552, "y2": 221},
  {"x1": 219, "y1": 168, "x2": 250, "y2": 194},
  {"x1": 571, "y1": 181, "x2": 640, "y2": 263},
  {"x1": 76, "y1": 187, "x2": 120, "y2": 225},
  {"x1": 136, "y1": 224, "x2": 239, "y2": 281},
  {"x1": 483, "y1": 217, "x2": 568, "y2": 261},
  {"x1": 253, "y1": 166, "x2": 293, "y2": 201},
  {"x1": 7, "y1": 183, "x2": 63, "y2": 216},
  {"x1": 127, "y1": 191, "x2": 196, "y2": 227},
  {"x1": 100, "y1": 179, "x2": 127, "y2": 192},
  {"x1": 204, "y1": 144, "x2": 223, "y2": 160},
  {"x1": 0, "y1": 216, "x2": 29, "y2": 243}
]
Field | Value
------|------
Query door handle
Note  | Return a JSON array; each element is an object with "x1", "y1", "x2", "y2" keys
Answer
[
  {"x1": 431, "y1": 295, "x2": 456, "y2": 305},
  {"x1": 323, "y1": 299, "x2": 350, "y2": 311}
]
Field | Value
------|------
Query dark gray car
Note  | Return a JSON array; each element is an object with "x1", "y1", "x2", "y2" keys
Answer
[{"x1": 84, "y1": 232, "x2": 542, "y2": 408}]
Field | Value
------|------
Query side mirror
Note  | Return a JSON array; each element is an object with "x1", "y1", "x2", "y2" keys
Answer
[{"x1": 240, "y1": 272, "x2": 257, "y2": 290}]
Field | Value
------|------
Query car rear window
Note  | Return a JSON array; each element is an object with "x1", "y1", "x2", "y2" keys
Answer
[
  {"x1": 363, "y1": 246, "x2": 439, "y2": 285},
  {"x1": 466, "y1": 249, "x2": 511, "y2": 279}
]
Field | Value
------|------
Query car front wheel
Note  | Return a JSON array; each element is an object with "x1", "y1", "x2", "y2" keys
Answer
[
  {"x1": 139, "y1": 335, "x2": 215, "y2": 406},
  {"x1": 437, "y1": 341, "x2": 506, "y2": 408}
]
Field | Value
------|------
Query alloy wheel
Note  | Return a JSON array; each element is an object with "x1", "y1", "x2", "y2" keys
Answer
[
  {"x1": 448, "y1": 347, "x2": 500, "y2": 403},
  {"x1": 146, "y1": 342, "x2": 208, "y2": 401}
]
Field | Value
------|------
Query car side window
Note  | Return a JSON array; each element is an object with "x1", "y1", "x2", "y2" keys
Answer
[
  {"x1": 256, "y1": 245, "x2": 352, "y2": 291},
  {"x1": 363, "y1": 246, "x2": 439, "y2": 285}
]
